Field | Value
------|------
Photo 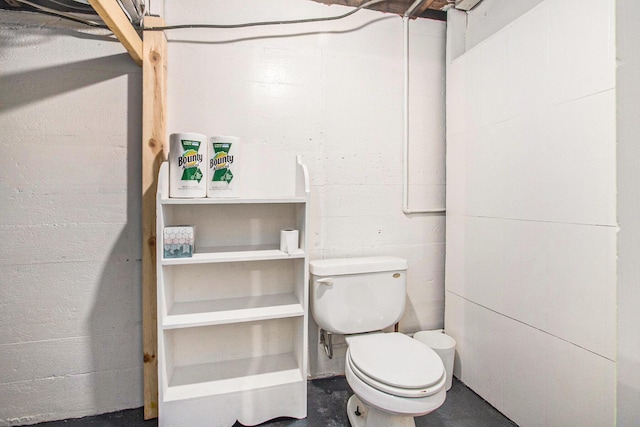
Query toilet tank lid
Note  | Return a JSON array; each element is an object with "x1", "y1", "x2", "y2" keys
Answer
[{"x1": 310, "y1": 256, "x2": 408, "y2": 276}]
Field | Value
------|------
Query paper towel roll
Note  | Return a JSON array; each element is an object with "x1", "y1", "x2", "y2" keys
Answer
[
  {"x1": 208, "y1": 135, "x2": 241, "y2": 198},
  {"x1": 169, "y1": 132, "x2": 207, "y2": 198},
  {"x1": 280, "y1": 229, "x2": 299, "y2": 254}
]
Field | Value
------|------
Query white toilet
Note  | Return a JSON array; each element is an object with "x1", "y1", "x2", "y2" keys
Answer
[{"x1": 310, "y1": 257, "x2": 446, "y2": 427}]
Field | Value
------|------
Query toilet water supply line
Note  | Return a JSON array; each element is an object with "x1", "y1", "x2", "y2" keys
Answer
[{"x1": 402, "y1": 0, "x2": 446, "y2": 215}]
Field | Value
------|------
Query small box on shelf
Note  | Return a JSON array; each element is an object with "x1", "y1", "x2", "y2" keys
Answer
[{"x1": 164, "y1": 225, "x2": 195, "y2": 258}]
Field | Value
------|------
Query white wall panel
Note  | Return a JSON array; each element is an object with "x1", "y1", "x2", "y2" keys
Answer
[
  {"x1": 445, "y1": 0, "x2": 617, "y2": 425},
  {"x1": 545, "y1": 331, "x2": 615, "y2": 427},
  {"x1": 548, "y1": 0, "x2": 615, "y2": 104},
  {"x1": 443, "y1": 292, "x2": 464, "y2": 378},
  {"x1": 500, "y1": 312, "x2": 549, "y2": 427},
  {"x1": 458, "y1": 89, "x2": 616, "y2": 225},
  {"x1": 458, "y1": 36, "x2": 509, "y2": 128},
  {"x1": 443, "y1": 215, "x2": 465, "y2": 296},
  {"x1": 445, "y1": 294, "x2": 616, "y2": 427},
  {"x1": 504, "y1": 3, "x2": 550, "y2": 121},
  {"x1": 453, "y1": 216, "x2": 616, "y2": 359},
  {"x1": 464, "y1": 0, "x2": 545, "y2": 52},
  {"x1": 445, "y1": 59, "x2": 467, "y2": 137},
  {"x1": 442, "y1": 131, "x2": 466, "y2": 214}
]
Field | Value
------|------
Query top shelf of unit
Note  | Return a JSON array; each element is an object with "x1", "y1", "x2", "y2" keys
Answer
[
  {"x1": 157, "y1": 152, "x2": 310, "y2": 202},
  {"x1": 159, "y1": 196, "x2": 306, "y2": 205}
]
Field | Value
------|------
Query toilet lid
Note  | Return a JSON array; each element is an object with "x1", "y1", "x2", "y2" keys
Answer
[{"x1": 348, "y1": 333, "x2": 444, "y2": 390}]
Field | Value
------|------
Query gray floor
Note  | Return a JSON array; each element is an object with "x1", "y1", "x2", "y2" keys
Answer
[{"x1": 31, "y1": 377, "x2": 517, "y2": 427}]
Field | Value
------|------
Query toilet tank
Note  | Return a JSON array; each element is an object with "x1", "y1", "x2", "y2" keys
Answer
[{"x1": 309, "y1": 256, "x2": 408, "y2": 335}]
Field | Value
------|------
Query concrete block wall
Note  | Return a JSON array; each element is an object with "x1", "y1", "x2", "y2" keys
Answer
[
  {"x1": 0, "y1": 13, "x2": 143, "y2": 425},
  {"x1": 0, "y1": 1, "x2": 446, "y2": 423},
  {"x1": 445, "y1": 0, "x2": 616, "y2": 425},
  {"x1": 163, "y1": 0, "x2": 446, "y2": 377}
]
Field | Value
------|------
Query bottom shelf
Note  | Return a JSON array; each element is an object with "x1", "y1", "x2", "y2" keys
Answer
[
  {"x1": 164, "y1": 352, "x2": 303, "y2": 402},
  {"x1": 160, "y1": 377, "x2": 307, "y2": 427}
]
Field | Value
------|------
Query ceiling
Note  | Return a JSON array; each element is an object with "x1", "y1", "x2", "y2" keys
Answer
[
  {"x1": 0, "y1": 0, "x2": 451, "y2": 25},
  {"x1": 0, "y1": 0, "x2": 145, "y2": 25},
  {"x1": 311, "y1": 0, "x2": 449, "y2": 20}
]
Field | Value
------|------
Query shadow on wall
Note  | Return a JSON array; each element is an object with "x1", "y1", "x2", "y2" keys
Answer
[
  {"x1": 90, "y1": 58, "x2": 144, "y2": 412},
  {"x1": 2, "y1": 50, "x2": 144, "y2": 414},
  {"x1": 0, "y1": 53, "x2": 135, "y2": 113}
]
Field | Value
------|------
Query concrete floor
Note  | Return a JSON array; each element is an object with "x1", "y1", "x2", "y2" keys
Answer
[{"x1": 30, "y1": 377, "x2": 517, "y2": 427}]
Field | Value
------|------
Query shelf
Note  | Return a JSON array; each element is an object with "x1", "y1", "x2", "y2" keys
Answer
[
  {"x1": 163, "y1": 293, "x2": 304, "y2": 329},
  {"x1": 160, "y1": 196, "x2": 306, "y2": 205},
  {"x1": 156, "y1": 157, "x2": 310, "y2": 424},
  {"x1": 161, "y1": 245, "x2": 305, "y2": 265},
  {"x1": 164, "y1": 352, "x2": 303, "y2": 402}
]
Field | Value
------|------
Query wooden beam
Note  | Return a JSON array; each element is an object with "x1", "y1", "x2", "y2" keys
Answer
[
  {"x1": 141, "y1": 15, "x2": 167, "y2": 420},
  {"x1": 88, "y1": 0, "x2": 143, "y2": 66},
  {"x1": 415, "y1": 0, "x2": 439, "y2": 16}
]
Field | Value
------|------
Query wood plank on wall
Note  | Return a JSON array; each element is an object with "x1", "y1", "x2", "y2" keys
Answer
[{"x1": 142, "y1": 16, "x2": 167, "y2": 420}]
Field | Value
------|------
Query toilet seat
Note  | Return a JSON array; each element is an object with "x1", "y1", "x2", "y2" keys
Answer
[
  {"x1": 345, "y1": 348, "x2": 447, "y2": 416},
  {"x1": 347, "y1": 333, "x2": 446, "y2": 398}
]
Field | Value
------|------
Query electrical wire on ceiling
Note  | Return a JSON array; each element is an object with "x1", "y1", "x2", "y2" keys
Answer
[
  {"x1": 6, "y1": 0, "x2": 453, "y2": 32},
  {"x1": 9, "y1": 0, "x2": 439, "y2": 33},
  {"x1": 9, "y1": 0, "x2": 145, "y2": 28},
  {"x1": 10, "y1": 0, "x2": 389, "y2": 32},
  {"x1": 12, "y1": 0, "x2": 107, "y2": 27},
  {"x1": 143, "y1": 0, "x2": 388, "y2": 31},
  {"x1": 47, "y1": 0, "x2": 90, "y2": 11}
]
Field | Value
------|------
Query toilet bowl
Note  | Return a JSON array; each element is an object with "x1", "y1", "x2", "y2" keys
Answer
[
  {"x1": 344, "y1": 333, "x2": 446, "y2": 427},
  {"x1": 309, "y1": 257, "x2": 447, "y2": 426}
]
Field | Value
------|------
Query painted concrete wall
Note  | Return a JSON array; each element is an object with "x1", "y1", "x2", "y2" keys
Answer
[
  {"x1": 445, "y1": 0, "x2": 616, "y2": 425},
  {"x1": 0, "y1": 12, "x2": 143, "y2": 425},
  {"x1": 0, "y1": 1, "x2": 445, "y2": 423},
  {"x1": 616, "y1": 0, "x2": 640, "y2": 424},
  {"x1": 162, "y1": 0, "x2": 446, "y2": 377}
]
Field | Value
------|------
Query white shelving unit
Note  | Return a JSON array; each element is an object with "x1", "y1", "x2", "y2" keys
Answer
[{"x1": 156, "y1": 155, "x2": 309, "y2": 427}]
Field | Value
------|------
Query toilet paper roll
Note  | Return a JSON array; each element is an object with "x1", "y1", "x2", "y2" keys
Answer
[{"x1": 280, "y1": 229, "x2": 299, "y2": 254}]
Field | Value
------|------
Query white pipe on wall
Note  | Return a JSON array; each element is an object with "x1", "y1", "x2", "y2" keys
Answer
[{"x1": 402, "y1": 12, "x2": 446, "y2": 215}]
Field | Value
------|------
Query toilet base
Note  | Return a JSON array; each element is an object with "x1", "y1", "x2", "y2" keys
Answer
[{"x1": 347, "y1": 395, "x2": 416, "y2": 427}]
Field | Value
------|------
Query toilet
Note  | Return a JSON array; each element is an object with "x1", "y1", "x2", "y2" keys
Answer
[{"x1": 310, "y1": 257, "x2": 446, "y2": 427}]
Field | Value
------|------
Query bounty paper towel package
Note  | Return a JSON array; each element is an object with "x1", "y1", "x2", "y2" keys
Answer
[
  {"x1": 207, "y1": 135, "x2": 240, "y2": 198},
  {"x1": 169, "y1": 132, "x2": 207, "y2": 198}
]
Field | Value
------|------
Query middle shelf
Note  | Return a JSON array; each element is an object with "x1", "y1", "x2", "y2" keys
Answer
[
  {"x1": 162, "y1": 293, "x2": 304, "y2": 329},
  {"x1": 159, "y1": 258, "x2": 307, "y2": 328},
  {"x1": 161, "y1": 245, "x2": 305, "y2": 265}
]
